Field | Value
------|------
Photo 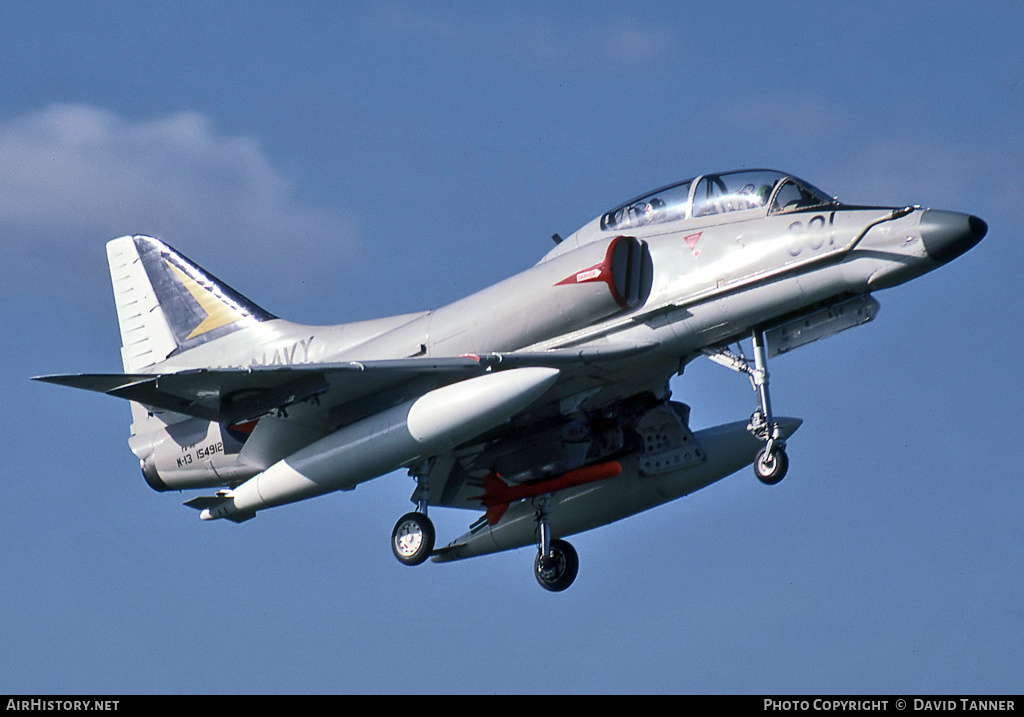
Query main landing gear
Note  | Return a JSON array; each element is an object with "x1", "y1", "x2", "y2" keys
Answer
[
  {"x1": 391, "y1": 473, "x2": 435, "y2": 566},
  {"x1": 533, "y1": 495, "x2": 578, "y2": 592},
  {"x1": 391, "y1": 470, "x2": 580, "y2": 592},
  {"x1": 704, "y1": 329, "x2": 790, "y2": 485}
]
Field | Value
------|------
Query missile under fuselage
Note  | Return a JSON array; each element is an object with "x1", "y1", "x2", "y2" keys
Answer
[
  {"x1": 475, "y1": 460, "x2": 626, "y2": 526},
  {"x1": 432, "y1": 416, "x2": 802, "y2": 563},
  {"x1": 197, "y1": 367, "x2": 560, "y2": 521}
]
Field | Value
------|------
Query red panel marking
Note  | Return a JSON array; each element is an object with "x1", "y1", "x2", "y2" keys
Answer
[
  {"x1": 227, "y1": 419, "x2": 258, "y2": 435},
  {"x1": 683, "y1": 231, "x2": 702, "y2": 257}
]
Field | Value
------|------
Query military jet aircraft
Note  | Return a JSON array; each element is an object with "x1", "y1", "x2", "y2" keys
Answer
[{"x1": 36, "y1": 169, "x2": 986, "y2": 591}]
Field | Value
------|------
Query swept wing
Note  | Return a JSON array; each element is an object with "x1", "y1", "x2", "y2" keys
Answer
[{"x1": 34, "y1": 343, "x2": 655, "y2": 424}]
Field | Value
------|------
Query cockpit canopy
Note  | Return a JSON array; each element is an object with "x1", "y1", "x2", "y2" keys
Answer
[{"x1": 600, "y1": 170, "x2": 836, "y2": 231}]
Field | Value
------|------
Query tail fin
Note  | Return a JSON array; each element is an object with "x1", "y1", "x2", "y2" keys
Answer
[{"x1": 106, "y1": 235, "x2": 275, "y2": 371}]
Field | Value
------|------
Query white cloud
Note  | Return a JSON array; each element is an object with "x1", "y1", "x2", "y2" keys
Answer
[{"x1": 0, "y1": 103, "x2": 354, "y2": 291}]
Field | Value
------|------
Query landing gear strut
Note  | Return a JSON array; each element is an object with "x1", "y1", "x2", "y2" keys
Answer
[
  {"x1": 704, "y1": 329, "x2": 789, "y2": 485},
  {"x1": 533, "y1": 495, "x2": 578, "y2": 592},
  {"x1": 748, "y1": 330, "x2": 788, "y2": 485}
]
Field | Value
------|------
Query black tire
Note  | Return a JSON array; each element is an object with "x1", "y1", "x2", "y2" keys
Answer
[
  {"x1": 754, "y1": 446, "x2": 789, "y2": 485},
  {"x1": 534, "y1": 539, "x2": 579, "y2": 592},
  {"x1": 391, "y1": 512, "x2": 435, "y2": 566}
]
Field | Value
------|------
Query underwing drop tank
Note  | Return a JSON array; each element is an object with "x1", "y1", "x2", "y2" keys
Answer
[{"x1": 191, "y1": 367, "x2": 560, "y2": 521}]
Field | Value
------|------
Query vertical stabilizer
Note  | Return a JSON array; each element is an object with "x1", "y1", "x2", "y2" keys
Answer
[
  {"x1": 105, "y1": 235, "x2": 275, "y2": 371},
  {"x1": 107, "y1": 236, "x2": 177, "y2": 372}
]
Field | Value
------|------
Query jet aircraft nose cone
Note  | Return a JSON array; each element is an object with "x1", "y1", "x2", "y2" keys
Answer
[{"x1": 920, "y1": 210, "x2": 987, "y2": 264}]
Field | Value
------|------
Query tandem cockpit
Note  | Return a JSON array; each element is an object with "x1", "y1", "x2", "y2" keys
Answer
[{"x1": 600, "y1": 169, "x2": 837, "y2": 232}]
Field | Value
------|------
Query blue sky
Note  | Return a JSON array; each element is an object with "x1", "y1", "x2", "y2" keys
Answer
[{"x1": 2, "y1": 1, "x2": 1021, "y2": 694}]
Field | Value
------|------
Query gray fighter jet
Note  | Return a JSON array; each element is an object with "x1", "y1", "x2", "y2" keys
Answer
[{"x1": 36, "y1": 169, "x2": 986, "y2": 591}]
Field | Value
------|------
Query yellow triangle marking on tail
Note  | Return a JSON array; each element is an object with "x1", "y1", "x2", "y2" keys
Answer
[{"x1": 165, "y1": 260, "x2": 246, "y2": 339}]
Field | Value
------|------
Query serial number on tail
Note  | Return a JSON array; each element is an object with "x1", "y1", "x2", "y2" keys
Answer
[{"x1": 176, "y1": 442, "x2": 224, "y2": 467}]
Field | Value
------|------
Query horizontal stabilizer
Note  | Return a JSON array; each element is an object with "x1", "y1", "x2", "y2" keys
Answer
[
  {"x1": 33, "y1": 373, "x2": 155, "y2": 394},
  {"x1": 183, "y1": 496, "x2": 254, "y2": 523},
  {"x1": 182, "y1": 496, "x2": 224, "y2": 510}
]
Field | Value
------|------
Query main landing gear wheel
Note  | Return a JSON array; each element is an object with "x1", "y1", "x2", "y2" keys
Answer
[
  {"x1": 534, "y1": 539, "x2": 579, "y2": 592},
  {"x1": 391, "y1": 512, "x2": 435, "y2": 566},
  {"x1": 754, "y1": 446, "x2": 789, "y2": 485}
]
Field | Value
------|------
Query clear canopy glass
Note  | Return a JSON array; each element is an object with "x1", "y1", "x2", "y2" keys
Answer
[{"x1": 601, "y1": 170, "x2": 835, "y2": 231}]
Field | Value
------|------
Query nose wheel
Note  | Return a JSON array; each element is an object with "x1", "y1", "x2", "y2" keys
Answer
[{"x1": 754, "y1": 444, "x2": 788, "y2": 485}]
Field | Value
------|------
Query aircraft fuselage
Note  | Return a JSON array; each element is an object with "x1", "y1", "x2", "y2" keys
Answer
[{"x1": 135, "y1": 173, "x2": 985, "y2": 500}]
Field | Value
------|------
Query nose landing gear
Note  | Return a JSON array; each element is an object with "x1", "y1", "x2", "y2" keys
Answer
[{"x1": 703, "y1": 329, "x2": 790, "y2": 485}]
